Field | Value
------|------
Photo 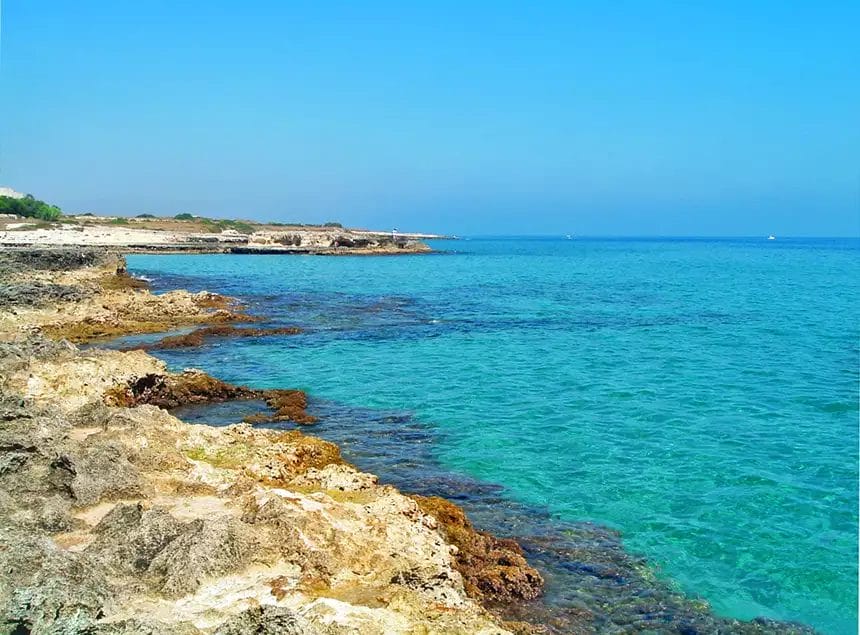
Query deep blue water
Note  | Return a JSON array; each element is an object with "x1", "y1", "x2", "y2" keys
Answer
[{"x1": 127, "y1": 237, "x2": 859, "y2": 634}]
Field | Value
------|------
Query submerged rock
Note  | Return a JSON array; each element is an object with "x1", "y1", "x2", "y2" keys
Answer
[
  {"x1": 259, "y1": 388, "x2": 316, "y2": 424},
  {"x1": 122, "y1": 324, "x2": 303, "y2": 351}
]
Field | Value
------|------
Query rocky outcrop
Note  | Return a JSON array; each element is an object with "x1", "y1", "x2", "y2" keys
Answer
[
  {"x1": 0, "y1": 246, "x2": 118, "y2": 272},
  {"x1": 0, "y1": 249, "x2": 251, "y2": 343},
  {"x1": 0, "y1": 340, "x2": 167, "y2": 412},
  {"x1": 0, "y1": 281, "x2": 89, "y2": 308},
  {"x1": 104, "y1": 369, "x2": 318, "y2": 425},
  {"x1": 0, "y1": 337, "x2": 509, "y2": 634},
  {"x1": 245, "y1": 229, "x2": 432, "y2": 254}
]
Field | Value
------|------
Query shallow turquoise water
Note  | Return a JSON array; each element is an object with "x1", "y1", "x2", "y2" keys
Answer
[{"x1": 128, "y1": 238, "x2": 859, "y2": 634}]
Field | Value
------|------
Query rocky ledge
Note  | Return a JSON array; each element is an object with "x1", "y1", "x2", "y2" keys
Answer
[{"x1": 0, "y1": 249, "x2": 251, "y2": 343}]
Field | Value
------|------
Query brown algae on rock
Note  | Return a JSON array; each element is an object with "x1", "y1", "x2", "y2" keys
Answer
[
  {"x1": 413, "y1": 495, "x2": 544, "y2": 605},
  {"x1": 103, "y1": 369, "x2": 318, "y2": 425}
]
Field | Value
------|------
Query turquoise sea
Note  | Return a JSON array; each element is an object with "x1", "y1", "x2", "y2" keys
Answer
[{"x1": 128, "y1": 237, "x2": 859, "y2": 634}]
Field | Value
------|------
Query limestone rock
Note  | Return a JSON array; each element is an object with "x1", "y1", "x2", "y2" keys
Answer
[{"x1": 0, "y1": 338, "x2": 510, "y2": 634}]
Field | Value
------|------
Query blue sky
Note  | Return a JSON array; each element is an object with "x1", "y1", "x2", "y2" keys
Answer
[{"x1": 1, "y1": 1, "x2": 858, "y2": 235}]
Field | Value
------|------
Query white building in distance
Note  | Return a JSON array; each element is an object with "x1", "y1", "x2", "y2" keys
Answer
[{"x1": 0, "y1": 187, "x2": 25, "y2": 199}]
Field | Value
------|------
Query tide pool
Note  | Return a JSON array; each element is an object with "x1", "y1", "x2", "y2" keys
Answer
[{"x1": 128, "y1": 237, "x2": 859, "y2": 633}]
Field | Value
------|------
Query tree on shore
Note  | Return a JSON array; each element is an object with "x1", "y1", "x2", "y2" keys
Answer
[{"x1": 0, "y1": 194, "x2": 62, "y2": 221}]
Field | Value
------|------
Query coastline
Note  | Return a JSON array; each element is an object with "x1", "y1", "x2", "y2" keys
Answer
[
  {"x1": 0, "y1": 220, "x2": 438, "y2": 255},
  {"x1": 0, "y1": 248, "x2": 537, "y2": 634},
  {"x1": 0, "y1": 248, "x2": 819, "y2": 634}
]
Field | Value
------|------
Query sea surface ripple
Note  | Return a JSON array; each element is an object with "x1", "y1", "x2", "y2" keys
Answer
[{"x1": 127, "y1": 237, "x2": 859, "y2": 634}]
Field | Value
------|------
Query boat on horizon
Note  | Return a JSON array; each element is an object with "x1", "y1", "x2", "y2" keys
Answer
[{"x1": 768, "y1": 234, "x2": 776, "y2": 240}]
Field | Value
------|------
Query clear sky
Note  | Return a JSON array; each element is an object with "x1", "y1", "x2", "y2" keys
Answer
[{"x1": 1, "y1": 1, "x2": 858, "y2": 235}]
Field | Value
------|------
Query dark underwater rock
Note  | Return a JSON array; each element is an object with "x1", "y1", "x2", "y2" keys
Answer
[{"x1": 121, "y1": 324, "x2": 303, "y2": 351}]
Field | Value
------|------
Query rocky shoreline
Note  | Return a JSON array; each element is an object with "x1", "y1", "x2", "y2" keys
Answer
[
  {"x1": 0, "y1": 249, "x2": 539, "y2": 634},
  {"x1": 0, "y1": 249, "x2": 818, "y2": 634}
]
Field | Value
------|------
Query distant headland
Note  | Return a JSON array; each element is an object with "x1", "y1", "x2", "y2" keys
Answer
[{"x1": 0, "y1": 189, "x2": 443, "y2": 255}]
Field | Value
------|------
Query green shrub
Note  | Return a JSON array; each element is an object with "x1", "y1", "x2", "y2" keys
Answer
[
  {"x1": 174, "y1": 212, "x2": 195, "y2": 221},
  {"x1": 136, "y1": 213, "x2": 156, "y2": 218},
  {"x1": 0, "y1": 194, "x2": 62, "y2": 221},
  {"x1": 323, "y1": 221, "x2": 343, "y2": 228},
  {"x1": 109, "y1": 217, "x2": 129, "y2": 225},
  {"x1": 209, "y1": 218, "x2": 256, "y2": 234}
]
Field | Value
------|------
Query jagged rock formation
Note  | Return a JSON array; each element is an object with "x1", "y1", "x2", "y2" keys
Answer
[
  {"x1": 413, "y1": 496, "x2": 543, "y2": 604},
  {"x1": 245, "y1": 229, "x2": 432, "y2": 254}
]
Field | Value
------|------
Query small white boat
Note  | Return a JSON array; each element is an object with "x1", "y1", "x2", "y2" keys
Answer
[
  {"x1": 767, "y1": 235, "x2": 776, "y2": 240},
  {"x1": 565, "y1": 234, "x2": 573, "y2": 240}
]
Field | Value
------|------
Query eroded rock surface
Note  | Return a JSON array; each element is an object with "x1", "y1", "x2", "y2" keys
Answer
[{"x1": 0, "y1": 337, "x2": 509, "y2": 634}]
